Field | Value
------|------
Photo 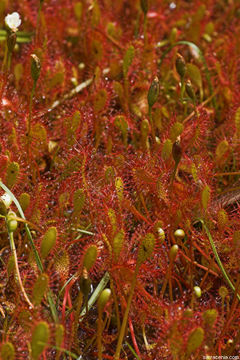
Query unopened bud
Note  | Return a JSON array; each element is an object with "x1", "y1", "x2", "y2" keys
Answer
[
  {"x1": 174, "y1": 228, "x2": 185, "y2": 241},
  {"x1": 97, "y1": 288, "x2": 111, "y2": 313},
  {"x1": 157, "y1": 228, "x2": 165, "y2": 243},
  {"x1": 176, "y1": 53, "x2": 186, "y2": 79},
  {"x1": 148, "y1": 76, "x2": 159, "y2": 109},
  {"x1": 186, "y1": 80, "x2": 195, "y2": 101},
  {"x1": 7, "y1": 32, "x2": 16, "y2": 53},
  {"x1": 140, "y1": 0, "x2": 148, "y2": 15},
  {"x1": 169, "y1": 244, "x2": 179, "y2": 262},
  {"x1": 6, "y1": 211, "x2": 18, "y2": 233},
  {"x1": 80, "y1": 268, "x2": 92, "y2": 297},
  {"x1": 194, "y1": 286, "x2": 202, "y2": 298},
  {"x1": 172, "y1": 136, "x2": 182, "y2": 165},
  {"x1": 31, "y1": 54, "x2": 41, "y2": 83}
]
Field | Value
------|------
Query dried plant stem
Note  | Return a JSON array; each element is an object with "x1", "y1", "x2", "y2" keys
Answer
[{"x1": 9, "y1": 231, "x2": 33, "y2": 308}]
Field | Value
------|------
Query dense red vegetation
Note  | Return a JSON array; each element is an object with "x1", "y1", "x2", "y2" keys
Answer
[{"x1": 0, "y1": 0, "x2": 240, "y2": 359}]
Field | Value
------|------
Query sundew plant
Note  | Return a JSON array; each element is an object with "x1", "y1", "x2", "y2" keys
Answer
[{"x1": 0, "y1": 0, "x2": 240, "y2": 359}]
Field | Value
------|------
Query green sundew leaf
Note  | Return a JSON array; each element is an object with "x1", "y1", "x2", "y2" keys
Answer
[
  {"x1": 19, "y1": 193, "x2": 30, "y2": 212},
  {"x1": 186, "y1": 327, "x2": 204, "y2": 356},
  {"x1": 186, "y1": 63, "x2": 202, "y2": 89},
  {"x1": 115, "y1": 177, "x2": 124, "y2": 202},
  {"x1": 161, "y1": 139, "x2": 172, "y2": 161},
  {"x1": 91, "y1": 0, "x2": 101, "y2": 27},
  {"x1": 235, "y1": 107, "x2": 240, "y2": 136},
  {"x1": 202, "y1": 309, "x2": 218, "y2": 327},
  {"x1": 49, "y1": 72, "x2": 64, "y2": 89},
  {"x1": 31, "y1": 321, "x2": 49, "y2": 360},
  {"x1": 123, "y1": 45, "x2": 135, "y2": 78},
  {"x1": 61, "y1": 156, "x2": 82, "y2": 180},
  {"x1": 83, "y1": 245, "x2": 98, "y2": 271},
  {"x1": 1, "y1": 341, "x2": 15, "y2": 360},
  {"x1": 74, "y1": 2, "x2": 83, "y2": 21},
  {"x1": 191, "y1": 163, "x2": 198, "y2": 183},
  {"x1": 66, "y1": 111, "x2": 81, "y2": 146},
  {"x1": 169, "y1": 122, "x2": 184, "y2": 142},
  {"x1": 14, "y1": 63, "x2": 23, "y2": 84},
  {"x1": 73, "y1": 189, "x2": 85, "y2": 216},
  {"x1": 215, "y1": 140, "x2": 229, "y2": 161},
  {"x1": 91, "y1": 39, "x2": 103, "y2": 61},
  {"x1": 55, "y1": 324, "x2": 64, "y2": 348},
  {"x1": 105, "y1": 166, "x2": 115, "y2": 184},
  {"x1": 114, "y1": 115, "x2": 128, "y2": 145},
  {"x1": 6, "y1": 162, "x2": 19, "y2": 189},
  {"x1": 233, "y1": 230, "x2": 240, "y2": 249},
  {"x1": 137, "y1": 233, "x2": 156, "y2": 266},
  {"x1": 113, "y1": 81, "x2": 124, "y2": 100},
  {"x1": 32, "y1": 273, "x2": 49, "y2": 306},
  {"x1": 72, "y1": 111, "x2": 81, "y2": 133},
  {"x1": 31, "y1": 123, "x2": 47, "y2": 150},
  {"x1": 40, "y1": 227, "x2": 57, "y2": 259},
  {"x1": 93, "y1": 89, "x2": 108, "y2": 113},
  {"x1": 201, "y1": 185, "x2": 210, "y2": 211},
  {"x1": 108, "y1": 208, "x2": 117, "y2": 234},
  {"x1": 217, "y1": 209, "x2": 228, "y2": 230},
  {"x1": 113, "y1": 229, "x2": 125, "y2": 260}
]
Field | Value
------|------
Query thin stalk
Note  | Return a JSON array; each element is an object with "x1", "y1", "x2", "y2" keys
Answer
[
  {"x1": 143, "y1": 14, "x2": 148, "y2": 46},
  {"x1": 0, "y1": 181, "x2": 58, "y2": 322},
  {"x1": 148, "y1": 106, "x2": 156, "y2": 143},
  {"x1": 114, "y1": 269, "x2": 138, "y2": 360},
  {"x1": 201, "y1": 219, "x2": 240, "y2": 302},
  {"x1": 27, "y1": 81, "x2": 36, "y2": 136},
  {"x1": 36, "y1": 1, "x2": 44, "y2": 36},
  {"x1": 97, "y1": 310, "x2": 104, "y2": 360},
  {"x1": 9, "y1": 231, "x2": 33, "y2": 308}
]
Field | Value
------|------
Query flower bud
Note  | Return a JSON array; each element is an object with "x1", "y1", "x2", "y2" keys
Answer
[
  {"x1": 97, "y1": 288, "x2": 111, "y2": 313},
  {"x1": 7, "y1": 32, "x2": 16, "y2": 53},
  {"x1": 174, "y1": 228, "x2": 185, "y2": 241},
  {"x1": 176, "y1": 53, "x2": 186, "y2": 79},
  {"x1": 6, "y1": 211, "x2": 18, "y2": 233},
  {"x1": 140, "y1": 0, "x2": 148, "y2": 15},
  {"x1": 169, "y1": 244, "x2": 178, "y2": 262},
  {"x1": 193, "y1": 286, "x2": 202, "y2": 298},
  {"x1": 172, "y1": 136, "x2": 182, "y2": 165},
  {"x1": 147, "y1": 76, "x2": 159, "y2": 109},
  {"x1": 31, "y1": 54, "x2": 41, "y2": 83},
  {"x1": 186, "y1": 80, "x2": 195, "y2": 101},
  {"x1": 80, "y1": 268, "x2": 92, "y2": 297}
]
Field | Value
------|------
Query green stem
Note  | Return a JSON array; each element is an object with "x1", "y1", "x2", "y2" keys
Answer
[
  {"x1": 148, "y1": 106, "x2": 156, "y2": 143},
  {"x1": 28, "y1": 81, "x2": 36, "y2": 136},
  {"x1": 200, "y1": 219, "x2": 240, "y2": 302},
  {"x1": 143, "y1": 14, "x2": 148, "y2": 46},
  {"x1": 114, "y1": 270, "x2": 138, "y2": 360},
  {"x1": 97, "y1": 311, "x2": 103, "y2": 360}
]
